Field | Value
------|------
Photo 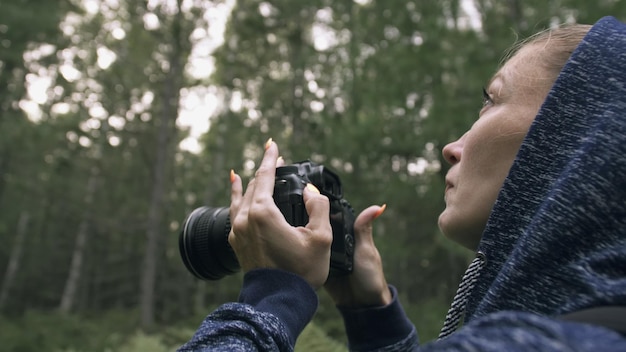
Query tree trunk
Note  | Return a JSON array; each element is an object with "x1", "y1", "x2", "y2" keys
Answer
[
  {"x1": 0, "y1": 211, "x2": 30, "y2": 311},
  {"x1": 287, "y1": 16, "x2": 306, "y2": 148},
  {"x1": 59, "y1": 170, "x2": 98, "y2": 314},
  {"x1": 139, "y1": 0, "x2": 184, "y2": 330},
  {"x1": 140, "y1": 79, "x2": 174, "y2": 329},
  {"x1": 0, "y1": 152, "x2": 12, "y2": 216}
]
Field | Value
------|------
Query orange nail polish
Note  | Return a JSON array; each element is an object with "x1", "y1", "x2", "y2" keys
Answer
[
  {"x1": 230, "y1": 169, "x2": 236, "y2": 183},
  {"x1": 265, "y1": 137, "x2": 273, "y2": 150},
  {"x1": 374, "y1": 204, "x2": 387, "y2": 219},
  {"x1": 306, "y1": 183, "x2": 320, "y2": 194}
]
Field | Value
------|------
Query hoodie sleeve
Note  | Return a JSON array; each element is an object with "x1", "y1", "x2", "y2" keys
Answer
[
  {"x1": 338, "y1": 285, "x2": 419, "y2": 351},
  {"x1": 177, "y1": 268, "x2": 318, "y2": 352}
]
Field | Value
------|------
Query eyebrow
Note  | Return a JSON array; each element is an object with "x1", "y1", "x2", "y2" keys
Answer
[
  {"x1": 485, "y1": 71, "x2": 507, "y2": 97},
  {"x1": 486, "y1": 72, "x2": 504, "y2": 90}
]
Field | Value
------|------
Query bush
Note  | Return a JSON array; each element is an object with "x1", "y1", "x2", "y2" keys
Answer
[
  {"x1": 0, "y1": 311, "x2": 192, "y2": 352},
  {"x1": 118, "y1": 332, "x2": 169, "y2": 352},
  {"x1": 0, "y1": 309, "x2": 351, "y2": 351},
  {"x1": 404, "y1": 297, "x2": 449, "y2": 343},
  {"x1": 295, "y1": 323, "x2": 347, "y2": 352},
  {"x1": 0, "y1": 311, "x2": 118, "y2": 352}
]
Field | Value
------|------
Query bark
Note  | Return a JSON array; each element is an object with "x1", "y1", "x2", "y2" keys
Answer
[
  {"x1": 139, "y1": 0, "x2": 184, "y2": 329},
  {"x1": 59, "y1": 170, "x2": 98, "y2": 314},
  {"x1": 0, "y1": 154, "x2": 8, "y2": 208},
  {"x1": 0, "y1": 211, "x2": 30, "y2": 311},
  {"x1": 140, "y1": 78, "x2": 174, "y2": 329},
  {"x1": 289, "y1": 24, "x2": 306, "y2": 147},
  {"x1": 191, "y1": 138, "x2": 226, "y2": 310}
]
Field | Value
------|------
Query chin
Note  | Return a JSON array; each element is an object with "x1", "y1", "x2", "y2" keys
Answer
[
  {"x1": 438, "y1": 215, "x2": 482, "y2": 250},
  {"x1": 437, "y1": 209, "x2": 455, "y2": 237},
  {"x1": 437, "y1": 208, "x2": 487, "y2": 251}
]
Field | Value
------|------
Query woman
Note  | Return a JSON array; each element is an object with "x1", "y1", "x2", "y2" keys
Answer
[{"x1": 179, "y1": 16, "x2": 626, "y2": 351}]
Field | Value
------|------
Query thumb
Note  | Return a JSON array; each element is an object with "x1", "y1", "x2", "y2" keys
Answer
[
  {"x1": 354, "y1": 204, "x2": 386, "y2": 245},
  {"x1": 303, "y1": 184, "x2": 331, "y2": 234}
]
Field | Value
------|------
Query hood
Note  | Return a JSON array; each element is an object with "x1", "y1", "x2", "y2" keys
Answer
[{"x1": 466, "y1": 16, "x2": 626, "y2": 320}]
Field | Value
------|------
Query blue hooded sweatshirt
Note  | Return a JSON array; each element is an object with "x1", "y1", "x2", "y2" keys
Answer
[{"x1": 178, "y1": 16, "x2": 626, "y2": 351}]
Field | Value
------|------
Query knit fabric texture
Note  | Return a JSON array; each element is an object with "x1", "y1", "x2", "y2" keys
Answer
[{"x1": 466, "y1": 15, "x2": 626, "y2": 321}]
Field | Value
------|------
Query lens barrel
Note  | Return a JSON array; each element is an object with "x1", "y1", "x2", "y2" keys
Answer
[{"x1": 178, "y1": 206, "x2": 240, "y2": 280}]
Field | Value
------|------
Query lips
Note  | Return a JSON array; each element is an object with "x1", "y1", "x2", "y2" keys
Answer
[
  {"x1": 445, "y1": 178, "x2": 453, "y2": 192},
  {"x1": 444, "y1": 172, "x2": 456, "y2": 198}
]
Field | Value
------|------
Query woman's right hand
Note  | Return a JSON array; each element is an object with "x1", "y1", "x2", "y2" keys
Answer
[
  {"x1": 324, "y1": 205, "x2": 392, "y2": 308},
  {"x1": 228, "y1": 140, "x2": 333, "y2": 290}
]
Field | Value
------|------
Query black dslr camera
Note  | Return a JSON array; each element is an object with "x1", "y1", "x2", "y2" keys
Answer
[{"x1": 178, "y1": 160, "x2": 356, "y2": 281}]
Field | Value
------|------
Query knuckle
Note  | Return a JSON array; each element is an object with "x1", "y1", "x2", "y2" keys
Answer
[
  {"x1": 248, "y1": 202, "x2": 270, "y2": 222},
  {"x1": 316, "y1": 195, "x2": 330, "y2": 208},
  {"x1": 231, "y1": 214, "x2": 247, "y2": 233},
  {"x1": 312, "y1": 228, "x2": 333, "y2": 247},
  {"x1": 322, "y1": 232, "x2": 333, "y2": 246},
  {"x1": 227, "y1": 231, "x2": 236, "y2": 247},
  {"x1": 254, "y1": 165, "x2": 269, "y2": 179}
]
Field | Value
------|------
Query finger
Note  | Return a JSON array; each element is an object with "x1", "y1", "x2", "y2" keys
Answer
[
  {"x1": 241, "y1": 176, "x2": 257, "y2": 208},
  {"x1": 276, "y1": 156, "x2": 285, "y2": 167},
  {"x1": 232, "y1": 176, "x2": 257, "y2": 230},
  {"x1": 228, "y1": 170, "x2": 243, "y2": 245},
  {"x1": 353, "y1": 205, "x2": 386, "y2": 245},
  {"x1": 303, "y1": 184, "x2": 331, "y2": 236},
  {"x1": 252, "y1": 138, "x2": 279, "y2": 200},
  {"x1": 229, "y1": 170, "x2": 243, "y2": 214}
]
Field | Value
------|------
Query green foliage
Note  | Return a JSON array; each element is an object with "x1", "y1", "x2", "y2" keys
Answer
[
  {"x1": 0, "y1": 310, "x2": 345, "y2": 352},
  {"x1": 0, "y1": 311, "x2": 121, "y2": 352},
  {"x1": 296, "y1": 323, "x2": 348, "y2": 352},
  {"x1": 117, "y1": 332, "x2": 169, "y2": 352},
  {"x1": 0, "y1": 311, "x2": 193, "y2": 352},
  {"x1": 404, "y1": 297, "x2": 451, "y2": 343}
]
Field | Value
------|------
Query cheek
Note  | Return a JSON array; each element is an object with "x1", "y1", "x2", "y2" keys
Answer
[
  {"x1": 463, "y1": 119, "x2": 529, "y2": 182},
  {"x1": 468, "y1": 139, "x2": 521, "y2": 181},
  {"x1": 446, "y1": 122, "x2": 526, "y2": 230}
]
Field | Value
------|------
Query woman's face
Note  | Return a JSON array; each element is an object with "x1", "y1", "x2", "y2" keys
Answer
[{"x1": 438, "y1": 44, "x2": 553, "y2": 249}]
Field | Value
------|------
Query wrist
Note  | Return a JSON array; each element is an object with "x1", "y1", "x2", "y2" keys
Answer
[
  {"x1": 334, "y1": 286, "x2": 392, "y2": 308},
  {"x1": 338, "y1": 286, "x2": 415, "y2": 350},
  {"x1": 239, "y1": 268, "x2": 319, "y2": 346}
]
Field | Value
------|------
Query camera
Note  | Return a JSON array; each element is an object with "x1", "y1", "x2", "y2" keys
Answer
[{"x1": 178, "y1": 160, "x2": 356, "y2": 281}]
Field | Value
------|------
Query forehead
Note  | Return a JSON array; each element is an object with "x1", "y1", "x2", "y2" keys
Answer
[{"x1": 488, "y1": 44, "x2": 548, "y2": 92}]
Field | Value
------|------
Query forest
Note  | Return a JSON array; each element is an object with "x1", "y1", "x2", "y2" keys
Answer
[{"x1": 0, "y1": 0, "x2": 624, "y2": 350}]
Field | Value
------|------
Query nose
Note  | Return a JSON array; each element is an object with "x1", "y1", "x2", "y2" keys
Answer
[{"x1": 442, "y1": 134, "x2": 465, "y2": 165}]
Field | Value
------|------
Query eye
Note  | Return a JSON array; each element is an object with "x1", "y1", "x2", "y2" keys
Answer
[{"x1": 482, "y1": 87, "x2": 493, "y2": 108}]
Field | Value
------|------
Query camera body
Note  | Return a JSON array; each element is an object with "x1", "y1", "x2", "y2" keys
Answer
[
  {"x1": 179, "y1": 160, "x2": 355, "y2": 281},
  {"x1": 274, "y1": 161, "x2": 356, "y2": 277}
]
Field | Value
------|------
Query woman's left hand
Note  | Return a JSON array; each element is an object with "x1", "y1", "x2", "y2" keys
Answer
[{"x1": 324, "y1": 205, "x2": 392, "y2": 307}]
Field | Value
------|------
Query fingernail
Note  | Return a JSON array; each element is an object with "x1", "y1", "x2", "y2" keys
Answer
[
  {"x1": 265, "y1": 137, "x2": 273, "y2": 150},
  {"x1": 306, "y1": 183, "x2": 320, "y2": 194},
  {"x1": 230, "y1": 169, "x2": 236, "y2": 183},
  {"x1": 373, "y1": 204, "x2": 387, "y2": 219},
  {"x1": 277, "y1": 156, "x2": 284, "y2": 164}
]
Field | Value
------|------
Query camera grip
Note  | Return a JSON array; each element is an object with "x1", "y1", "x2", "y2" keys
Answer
[{"x1": 273, "y1": 176, "x2": 309, "y2": 227}]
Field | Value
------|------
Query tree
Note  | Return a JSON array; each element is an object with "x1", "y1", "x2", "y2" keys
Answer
[
  {"x1": 1, "y1": 0, "x2": 625, "y2": 346},
  {"x1": 0, "y1": 212, "x2": 29, "y2": 312}
]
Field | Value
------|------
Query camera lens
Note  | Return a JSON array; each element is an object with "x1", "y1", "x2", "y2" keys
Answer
[{"x1": 178, "y1": 206, "x2": 240, "y2": 280}]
